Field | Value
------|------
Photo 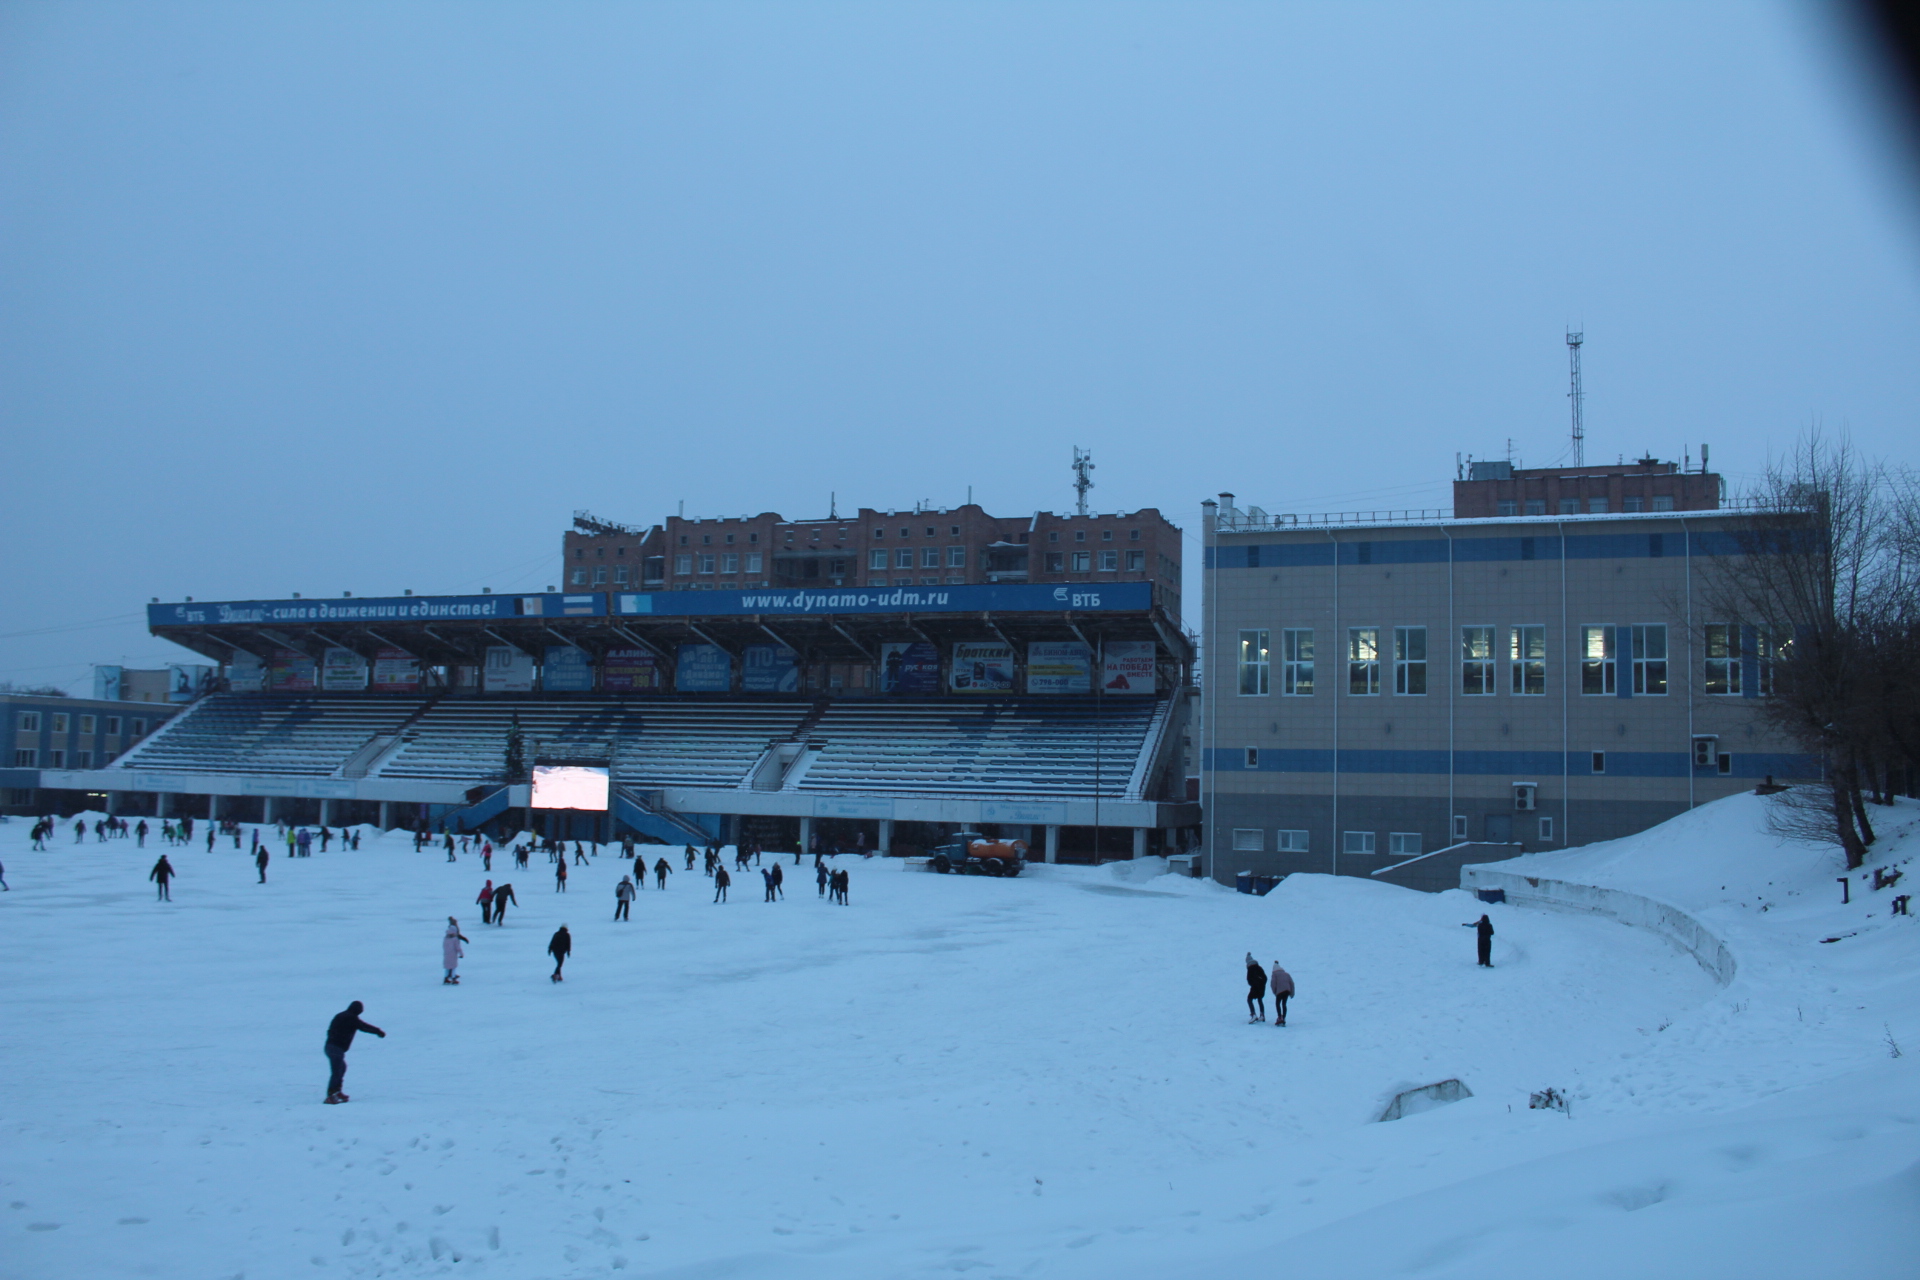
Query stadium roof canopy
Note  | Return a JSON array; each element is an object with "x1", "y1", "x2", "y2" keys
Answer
[{"x1": 148, "y1": 583, "x2": 1193, "y2": 669}]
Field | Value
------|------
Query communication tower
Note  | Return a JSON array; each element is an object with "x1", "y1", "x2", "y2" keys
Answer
[
  {"x1": 1566, "y1": 330, "x2": 1586, "y2": 467},
  {"x1": 1072, "y1": 447, "x2": 1096, "y2": 517}
]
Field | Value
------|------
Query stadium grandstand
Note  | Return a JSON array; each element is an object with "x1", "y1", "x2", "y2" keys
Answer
[{"x1": 42, "y1": 581, "x2": 1198, "y2": 862}]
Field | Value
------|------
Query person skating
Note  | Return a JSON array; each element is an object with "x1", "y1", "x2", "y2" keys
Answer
[
  {"x1": 555, "y1": 858, "x2": 568, "y2": 893},
  {"x1": 446, "y1": 834, "x2": 457, "y2": 863},
  {"x1": 136, "y1": 819, "x2": 148, "y2": 847},
  {"x1": 150, "y1": 854, "x2": 177, "y2": 902},
  {"x1": 574, "y1": 842, "x2": 589, "y2": 867},
  {"x1": 255, "y1": 845, "x2": 269, "y2": 884},
  {"x1": 832, "y1": 867, "x2": 849, "y2": 905},
  {"x1": 684, "y1": 845, "x2": 696, "y2": 872},
  {"x1": 713, "y1": 865, "x2": 730, "y2": 903},
  {"x1": 615, "y1": 875, "x2": 635, "y2": 920},
  {"x1": 1245, "y1": 952, "x2": 1267, "y2": 1022},
  {"x1": 442, "y1": 918, "x2": 470, "y2": 984},
  {"x1": 481, "y1": 841, "x2": 492, "y2": 872},
  {"x1": 654, "y1": 856, "x2": 671, "y2": 889},
  {"x1": 1269, "y1": 961, "x2": 1295, "y2": 1026},
  {"x1": 324, "y1": 1000, "x2": 386, "y2": 1103},
  {"x1": 206, "y1": 826, "x2": 216, "y2": 853},
  {"x1": 816, "y1": 860, "x2": 830, "y2": 897},
  {"x1": 1464, "y1": 914, "x2": 1495, "y2": 967},
  {"x1": 770, "y1": 860, "x2": 784, "y2": 899},
  {"x1": 0, "y1": 858, "x2": 9, "y2": 890},
  {"x1": 760, "y1": 867, "x2": 775, "y2": 902},
  {"x1": 477, "y1": 879, "x2": 495, "y2": 924},
  {"x1": 548, "y1": 924, "x2": 571, "y2": 981},
  {"x1": 491, "y1": 882, "x2": 517, "y2": 924}
]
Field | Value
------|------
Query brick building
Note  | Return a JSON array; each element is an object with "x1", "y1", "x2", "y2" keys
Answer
[
  {"x1": 1452, "y1": 457, "x2": 1722, "y2": 518},
  {"x1": 562, "y1": 503, "x2": 1183, "y2": 617}
]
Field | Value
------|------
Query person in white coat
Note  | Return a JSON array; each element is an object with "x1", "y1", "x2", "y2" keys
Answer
[
  {"x1": 442, "y1": 917, "x2": 470, "y2": 984},
  {"x1": 1269, "y1": 961, "x2": 1295, "y2": 1027}
]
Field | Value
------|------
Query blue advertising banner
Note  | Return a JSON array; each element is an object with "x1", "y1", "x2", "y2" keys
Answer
[
  {"x1": 742, "y1": 644, "x2": 799, "y2": 693},
  {"x1": 149, "y1": 592, "x2": 605, "y2": 629},
  {"x1": 879, "y1": 642, "x2": 939, "y2": 693},
  {"x1": 1026, "y1": 641, "x2": 1092, "y2": 694},
  {"x1": 616, "y1": 581, "x2": 1149, "y2": 618},
  {"x1": 676, "y1": 644, "x2": 732, "y2": 692},
  {"x1": 542, "y1": 645, "x2": 595, "y2": 692}
]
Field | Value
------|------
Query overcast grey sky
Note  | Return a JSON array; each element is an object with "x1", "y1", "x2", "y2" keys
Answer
[{"x1": 3, "y1": 1, "x2": 1916, "y2": 689}]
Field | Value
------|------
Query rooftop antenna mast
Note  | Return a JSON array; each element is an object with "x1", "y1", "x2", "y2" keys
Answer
[
  {"x1": 1072, "y1": 446, "x2": 1095, "y2": 517},
  {"x1": 1566, "y1": 329, "x2": 1585, "y2": 467}
]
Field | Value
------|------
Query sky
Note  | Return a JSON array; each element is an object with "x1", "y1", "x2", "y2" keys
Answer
[{"x1": 3, "y1": 1, "x2": 1917, "y2": 689}]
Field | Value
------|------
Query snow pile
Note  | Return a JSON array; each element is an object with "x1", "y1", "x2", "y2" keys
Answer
[{"x1": 0, "y1": 796, "x2": 1914, "y2": 1279}]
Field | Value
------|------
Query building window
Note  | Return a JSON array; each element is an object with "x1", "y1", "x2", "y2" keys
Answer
[
  {"x1": 592, "y1": 566, "x2": 608, "y2": 585},
  {"x1": 1525, "y1": 499, "x2": 1545, "y2": 515},
  {"x1": 1460, "y1": 626, "x2": 1495, "y2": 695},
  {"x1": 893, "y1": 550, "x2": 911, "y2": 569},
  {"x1": 1046, "y1": 553, "x2": 1064, "y2": 571},
  {"x1": 921, "y1": 548, "x2": 939, "y2": 569},
  {"x1": 1048, "y1": 531, "x2": 1060, "y2": 542},
  {"x1": 131, "y1": 720, "x2": 145, "y2": 736},
  {"x1": 1099, "y1": 550, "x2": 1118, "y2": 570},
  {"x1": 1075, "y1": 531, "x2": 1086, "y2": 542},
  {"x1": 701, "y1": 535, "x2": 712, "y2": 545},
  {"x1": 946, "y1": 576, "x2": 964, "y2": 584},
  {"x1": 105, "y1": 717, "x2": 120, "y2": 735},
  {"x1": 874, "y1": 528, "x2": 885, "y2": 539},
  {"x1": 1651, "y1": 495, "x2": 1675, "y2": 511},
  {"x1": 1539, "y1": 816, "x2": 1555, "y2": 840},
  {"x1": 1588, "y1": 498, "x2": 1608, "y2": 514},
  {"x1": 1071, "y1": 551, "x2": 1091, "y2": 571},
  {"x1": 1393, "y1": 626, "x2": 1427, "y2": 695},
  {"x1": 1452, "y1": 815, "x2": 1469, "y2": 839},
  {"x1": 1631, "y1": 624, "x2": 1668, "y2": 694},
  {"x1": 1755, "y1": 626, "x2": 1779, "y2": 695},
  {"x1": 1558, "y1": 499, "x2": 1580, "y2": 515},
  {"x1": 1243, "y1": 747, "x2": 1259, "y2": 768},
  {"x1": 829, "y1": 558, "x2": 848, "y2": 576},
  {"x1": 950, "y1": 525, "x2": 960, "y2": 535},
  {"x1": 1347, "y1": 628, "x2": 1381, "y2": 695},
  {"x1": 674, "y1": 554, "x2": 692, "y2": 575},
  {"x1": 1125, "y1": 550, "x2": 1145, "y2": 569},
  {"x1": 721, "y1": 553, "x2": 740, "y2": 574},
  {"x1": 1509, "y1": 625, "x2": 1546, "y2": 695},
  {"x1": 18, "y1": 713, "x2": 39, "y2": 732},
  {"x1": 51, "y1": 714, "x2": 68, "y2": 733},
  {"x1": 1231, "y1": 828, "x2": 1264, "y2": 852},
  {"x1": 699, "y1": 555, "x2": 715, "y2": 574},
  {"x1": 569, "y1": 568, "x2": 587, "y2": 585},
  {"x1": 1388, "y1": 832, "x2": 1421, "y2": 856},
  {"x1": 48, "y1": 749, "x2": 64, "y2": 767},
  {"x1": 1342, "y1": 831, "x2": 1376, "y2": 855},
  {"x1": 1580, "y1": 625, "x2": 1616, "y2": 694},
  {"x1": 948, "y1": 547, "x2": 966, "y2": 567},
  {"x1": 870, "y1": 549, "x2": 887, "y2": 570},
  {"x1": 1276, "y1": 829, "x2": 1309, "y2": 852},
  {"x1": 1497, "y1": 500, "x2": 1517, "y2": 516},
  {"x1": 613, "y1": 566, "x2": 629, "y2": 585},
  {"x1": 1282, "y1": 629, "x2": 1314, "y2": 695},
  {"x1": 1719, "y1": 752, "x2": 1733, "y2": 775},
  {"x1": 1238, "y1": 630, "x2": 1271, "y2": 695},
  {"x1": 78, "y1": 715, "x2": 95, "y2": 733},
  {"x1": 1591, "y1": 751, "x2": 1606, "y2": 773},
  {"x1": 900, "y1": 528, "x2": 910, "y2": 537},
  {"x1": 13, "y1": 749, "x2": 35, "y2": 766},
  {"x1": 869, "y1": 578, "x2": 888, "y2": 587},
  {"x1": 741, "y1": 552, "x2": 761, "y2": 573},
  {"x1": 74, "y1": 750, "x2": 91, "y2": 768},
  {"x1": 1704, "y1": 624, "x2": 1741, "y2": 694},
  {"x1": 1623, "y1": 496, "x2": 1644, "y2": 512}
]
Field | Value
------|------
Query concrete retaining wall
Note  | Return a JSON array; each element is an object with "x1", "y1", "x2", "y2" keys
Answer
[{"x1": 1458, "y1": 865, "x2": 1737, "y2": 987}]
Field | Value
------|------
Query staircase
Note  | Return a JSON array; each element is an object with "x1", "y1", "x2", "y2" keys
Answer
[{"x1": 614, "y1": 786, "x2": 718, "y2": 845}]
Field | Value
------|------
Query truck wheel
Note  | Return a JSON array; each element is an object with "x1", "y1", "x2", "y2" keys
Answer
[
  {"x1": 932, "y1": 855, "x2": 951, "y2": 874},
  {"x1": 981, "y1": 859, "x2": 1004, "y2": 877}
]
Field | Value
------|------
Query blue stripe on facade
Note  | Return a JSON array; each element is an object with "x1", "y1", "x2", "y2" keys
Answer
[
  {"x1": 1210, "y1": 528, "x2": 1779, "y2": 570},
  {"x1": 1207, "y1": 748, "x2": 1820, "y2": 778}
]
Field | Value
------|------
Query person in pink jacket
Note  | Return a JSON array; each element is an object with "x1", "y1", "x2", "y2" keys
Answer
[
  {"x1": 1269, "y1": 962, "x2": 1295, "y2": 1027},
  {"x1": 442, "y1": 917, "x2": 470, "y2": 985}
]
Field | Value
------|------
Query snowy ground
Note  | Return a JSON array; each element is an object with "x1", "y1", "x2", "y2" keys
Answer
[{"x1": 0, "y1": 796, "x2": 1914, "y2": 1279}]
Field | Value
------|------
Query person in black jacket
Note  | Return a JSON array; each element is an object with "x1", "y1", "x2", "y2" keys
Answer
[
  {"x1": 1464, "y1": 914, "x2": 1495, "y2": 967},
  {"x1": 712, "y1": 866, "x2": 730, "y2": 903},
  {"x1": 324, "y1": 1000, "x2": 385, "y2": 1103},
  {"x1": 548, "y1": 924, "x2": 572, "y2": 981},
  {"x1": 491, "y1": 882, "x2": 517, "y2": 924},
  {"x1": 1245, "y1": 952, "x2": 1267, "y2": 1022},
  {"x1": 149, "y1": 855, "x2": 177, "y2": 901},
  {"x1": 255, "y1": 846, "x2": 269, "y2": 884}
]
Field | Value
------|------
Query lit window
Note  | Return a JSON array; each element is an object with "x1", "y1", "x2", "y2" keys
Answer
[
  {"x1": 1509, "y1": 625, "x2": 1546, "y2": 695},
  {"x1": 1237, "y1": 630, "x2": 1270, "y2": 696},
  {"x1": 1283, "y1": 629, "x2": 1314, "y2": 695},
  {"x1": 1348, "y1": 628, "x2": 1380, "y2": 695},
  {"x1": 1460, "y1": 627, "x2": 1495, "y2": 695},
  {"x1": 1755, "y1": 626, "x2": 1779, "y2": 695},
  {"x1": 1705, "y1": 624, "x2": 1741, "y2": 694},
  {"x1": 1581, "y1": 626, "x2": 1616, "y2": 694}
]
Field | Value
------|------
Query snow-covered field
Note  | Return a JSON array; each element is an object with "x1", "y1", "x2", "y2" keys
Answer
[{"x1": 1, "y1": 795, "x2": 1915, "y2": 1279}]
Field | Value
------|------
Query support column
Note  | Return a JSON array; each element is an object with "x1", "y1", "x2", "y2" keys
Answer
[
  {"x1": 319, "y1": 799, "x2": 333, "y2": 828},
  {"x1": 798, "y1": 816, "x2": 813, "y2": 857},
  {"x1": 105, "y1": 792, "x2": 119, "y2": 816},
  {"x1": 878, "y1": 818, "x2": 893, "y2": 857},
  {"x1": 1045, "y1": 825, "x2": 1060, "y2": 864},
  {"x1": 1133, "y1": 827, "x2": 1148, "y2": 859},
  {"x1": 157, "y1": 792, "x2": 172, "y2": 819},
  {"x1": 378, "y1": 801, "x2": 392, "y2": 831},
  {"x1": 207, "y1": 793, "x2": 221, "y2": 822},
  {"x1": 261, "y1": 795, "x2": 275, "y2": 826}
]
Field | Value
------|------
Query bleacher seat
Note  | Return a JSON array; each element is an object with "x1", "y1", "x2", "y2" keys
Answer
[{"x1": 111, "y1": 695, "x2": 422, "y2": 777}]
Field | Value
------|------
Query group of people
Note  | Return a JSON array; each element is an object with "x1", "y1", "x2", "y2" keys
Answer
[{"x1": 1238, "y1": 914, "x2": 1498, "y2": 1027}]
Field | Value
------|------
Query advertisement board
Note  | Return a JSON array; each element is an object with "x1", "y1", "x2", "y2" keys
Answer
[
  {"x1": 320, "y1": 648, "x2": 369, "y2": 691},
  {"x1": 483, "y1": 645, "x2": 536, "y2": 693},
  {"x1": 268, "y1": 648, "x2": 315, "y2": 691},
  {"x1": 169, "y1": 664, "x2": 214, "y2": 702},
  {"x1": 531, "y1": 764, "x2": 610, "y2": 811},
  {"x1": 879, "y1": 642, "x2": 940, "y2": 694},
  {"x1": 949, "y1": 642, "x2": 1015, "y2": 693},
  {"x1": 742, "y1": 644, "x2": 799, "y2": 693},
  {"x1": 93, "y1": 665, "x2": 123, "y2": 702},
  {"x1": 542, "y1": 645, "x2": 595, "y2": 692},
  {"x1": 1026, "y1": 641, "x2": 1092, "y2": 694},
  {"x1": 615, "y1": 581, "x2": 1150, "y2": 619},
  {"x1": 149, "y1": 592, "x2": 604, "y2": 630},
  {"x1": 675, "y1": 644, "x2": 732, "y2": 692},
  {"x1": 601, "y1": 649, "x2": 661, "y2": 692},
  {"x1": 227, "y1": 655, "x2": 265, "y2": 693},
  {"x1": 372, "y1": 648, "x2": 421, "y2": 691},
  {"x1": 1101, "y1": 640, "x2": 1157, "y2": 694}
]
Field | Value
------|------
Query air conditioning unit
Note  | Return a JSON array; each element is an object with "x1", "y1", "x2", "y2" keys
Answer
[
  {"x1": 1513, "y1": 783, "x2": 1538, "y2": 812},
  {"x1": 1692, "y1": 736, "x2": 1719, "y2": 769}
]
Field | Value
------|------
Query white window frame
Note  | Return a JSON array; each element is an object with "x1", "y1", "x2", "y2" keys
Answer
[
  {"x1": 869, "y1": 549, "x2": 888, "y2": 571},
  {"x1": 1342, "y1": 830, "x2": 1376, "y2": 855},
  {"x1": 896, "y1": 550, "x2": 913, "y2": 569},
  {"x1": 674, "y1": 554, "x2": 693, "y2": 576},
  {"x1": 18, "y1": 713, "x2": 39, "y2": 732},
  {"x1": 1393, "y1": 626, "x2": 1426, "y2": 695},
  {"x1": 1282, "y1": 629, "x2": 1314, "y2": 696},
  {"x1": 1460, "y1": 626, "x2": 1495, "y2": 696},
  {"x1": 746, "y1": 552, "x2": 764, "y2": 573},
  {"x1": 1509, "y1": 624, "x2": 1546, "y2": 695},
  {"x1": 721, "y1": 552, "x2": 740, "y2": 574},
  {"x1": 13, "y1": 749, "x2": 35, "y2": 766},
  {"x1": 1539, "y1": 816, "x2": 1555, "y2": 841},
  {"x1": 1071, "y1": 551, "x2": 1091, "y2": 571},
  {"x1": 922, "y1": 548, "x2": 940, "y2": 569},
  {"x1": 1632, "y1": 624, "x2": 1668, "y2": 695},
  {"x1": 1347, "y1": 627, "x2": 1380, "y2": 696},
  {"x1": 1238, "y1": 630, "x2": 1271, "y2": 696},
  {"x1": 1580, "y1": 625, "x2": 1616, "y2": 695},
  {"x1": 1276, "y1": 829, "x2": 1309, "y2": 852},
  {"x1": 1099, "y1": 550, "x2": 1118, "y2": 571},
  {"x1": 1704, "y1": 623, "x2": 1741, "y2": 695},
  {"x1": 947, "y1": 546, "x2": 966, "y2": 567},
  {"x1": 1231, "y1": 828, "x2": 1264, "y2": 852},
  {"x1": 1388, "y1": 832, "x2": 1422, "y2": 856}
]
